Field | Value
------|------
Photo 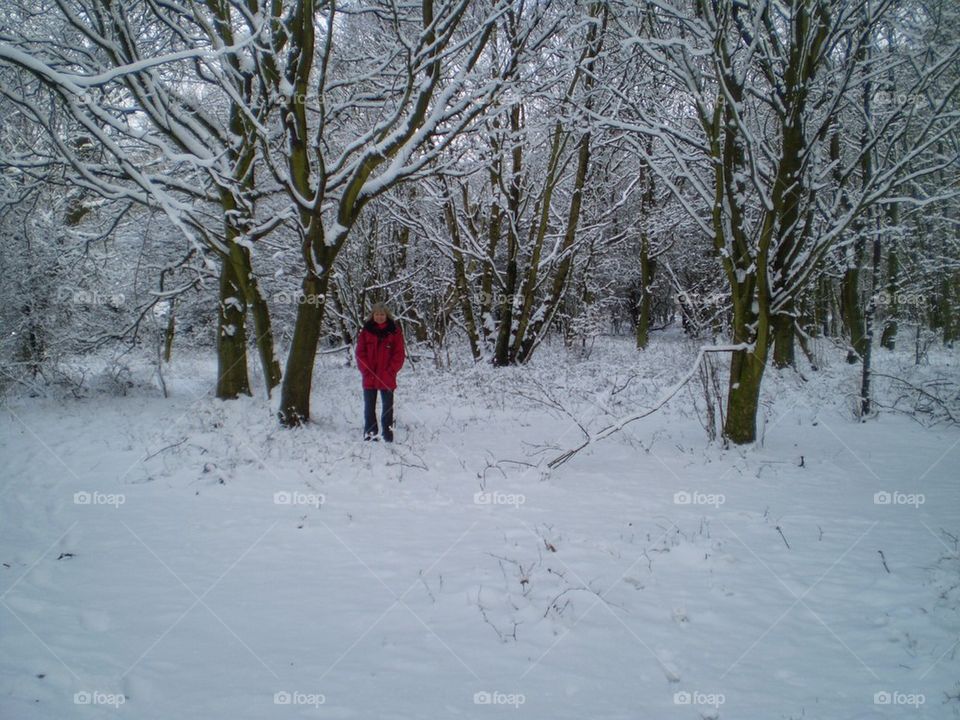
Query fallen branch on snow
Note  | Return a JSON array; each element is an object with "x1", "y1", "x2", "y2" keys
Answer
[
  {"x1": 870, "y1": 372, "x2": 960, "y2": 426},
  {"x1": 547, "y1": 344, "x2": 751, "y2": 469}
]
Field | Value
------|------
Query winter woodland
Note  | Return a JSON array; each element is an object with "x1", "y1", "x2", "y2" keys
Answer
[{"x1": 1, "y1": 1, "x2": 959, "y2": 718}]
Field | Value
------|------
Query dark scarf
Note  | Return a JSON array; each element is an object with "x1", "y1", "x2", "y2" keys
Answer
[{"x1": 364, "y1": 318, "x2": 397, "y2": 338}]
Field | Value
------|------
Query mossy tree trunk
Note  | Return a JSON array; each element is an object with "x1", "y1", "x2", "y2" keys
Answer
[
  {"x1": 216, "y1": 252, "x2": 251, "y2": 399},
  {"x1": 228, "y1": 241, "x2": 282, "y2": 395},
  {"x1": 725, "y1": 324, "x2": 770, "y2": 444},
  {"x1": 279, "y1": 271, "x2": 330, "y2": 426},
  {"x1": 771, "y1": 301, "x2": 796, "y2": 370}
]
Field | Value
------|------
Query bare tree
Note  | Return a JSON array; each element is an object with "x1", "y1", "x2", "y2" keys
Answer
[
  {"x1": 0, "y1": 1, "x2": 549, "y2": 423},
  {"x1": 0, "y1": 0, "x2": 287, "y2": 398},
  {"x1": 599, "y1": 0, "x2": 960, "y2": 443}
]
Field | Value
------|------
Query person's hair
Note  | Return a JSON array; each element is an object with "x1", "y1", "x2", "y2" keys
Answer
[{"x1": 366, "y1": 302, "x2": 394, "y2": 322}]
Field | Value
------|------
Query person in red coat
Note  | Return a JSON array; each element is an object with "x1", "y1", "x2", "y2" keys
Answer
[{"x1": 355, "y1": 302, "x2": 406, "y2": 441}]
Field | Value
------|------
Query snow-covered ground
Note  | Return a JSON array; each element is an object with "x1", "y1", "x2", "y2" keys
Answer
[{"x1": 2, "y1": 335, "x2": 958, "y2": 719}]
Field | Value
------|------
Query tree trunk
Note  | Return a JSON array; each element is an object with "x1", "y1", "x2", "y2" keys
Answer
[
  {"x1": 941, "y1": 272, "x2": 958, "y2": 346},
  {"x1": 479, "y1": 202, "x2": 500, "y2": 349},
  {"x1": 163, "y1": 299, "x2": 176, "y2": 363},
  {"x1": 329, "y1": 283, "x2": 354, "y2": 348},
  {"x1": 492, "y1": 231, "x2": 517, "y2": 367},
  {"x1": 228, "y1": 243, "x2": 282, "y2": 396},
  {"x1": 510, "y1": 121, "x2": 565, "y2": 361},
  {"x1": 841, "y1": 255, "x2": 866, "y2": 363},
  {"x1": 723, "y1": 231, "x2": 771, "y2": 444},
  {"x1": 860, "y1": 218, "x2": 882, "y2": 416},
  {"x1": 879, "y1": 206, "x2": 899, "y2": 350},
  {"x1": 724, "y1": 341, "x2": 768, "y2": 445},
  {"x1": 493, "y1": 104, "x2": 523, "y2": 367},
  {"x1": 516, "y1": 124, "x2": 592, "y2": 364},
  {"x1": 723, "y1": 262, "x2": 771, "y2": 444},
  {"x1": 216, "y1": 255, "x2": 251, "y2": 399},
  {"x1": 636, "y1": 234, "x2": 655, "y2": 350},
  {"x1": 445, "y1": 197, "x2": 481, "y2": 361},
  {"x1": 278, "y1": 273, "x2": 329, "y2": 426},
  {"x1": 771, "y1": 301, "x2": 795, "y2": 369},
  {"x1": 879, "y1": 248, "x2": 899, "y2": 350},
  {"x1": 396, "y1": 224, "x2": 430, "y2": 345},
  {"x1": 846, "y1": 53, "x2": 873, "y2": 365},
  {"x1": 814, "y1": 274, "x2": 830, "y2": 337}
]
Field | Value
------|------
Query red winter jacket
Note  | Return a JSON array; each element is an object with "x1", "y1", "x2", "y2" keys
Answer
[{"x1": 355, "y1": 319, "x2": 405, "y2": 390}]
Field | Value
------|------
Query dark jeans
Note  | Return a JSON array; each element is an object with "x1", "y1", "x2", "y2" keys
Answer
[{"x1": 363, "y1": 389, "x2": 394, "y2": 441}]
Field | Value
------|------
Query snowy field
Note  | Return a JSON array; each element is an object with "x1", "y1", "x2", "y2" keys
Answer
[{"x1": 2, "y1": 335, "x2": 959, "y2": 719}]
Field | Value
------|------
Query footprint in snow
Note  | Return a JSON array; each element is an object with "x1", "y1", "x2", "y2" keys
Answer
[{"x1": 656, "y1": 650, "x2": 682, "y2": 682}]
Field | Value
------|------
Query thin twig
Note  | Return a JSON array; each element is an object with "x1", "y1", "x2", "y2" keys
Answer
[
  {"x1": 143, "y1": 437, "x2": 187, "y2": 461},
  {"x1": 776, "y1": 525, "x2": 790, "y2": 550}
]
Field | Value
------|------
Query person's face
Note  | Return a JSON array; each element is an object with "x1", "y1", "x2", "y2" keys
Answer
[{"x1": 373, "y1": 310, "x2": 387, "y2": 323}]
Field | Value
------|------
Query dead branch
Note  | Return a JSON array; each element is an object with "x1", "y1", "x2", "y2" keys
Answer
[{"x1": 547, "y1": 344, "x2": 750, "y2": 468}]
